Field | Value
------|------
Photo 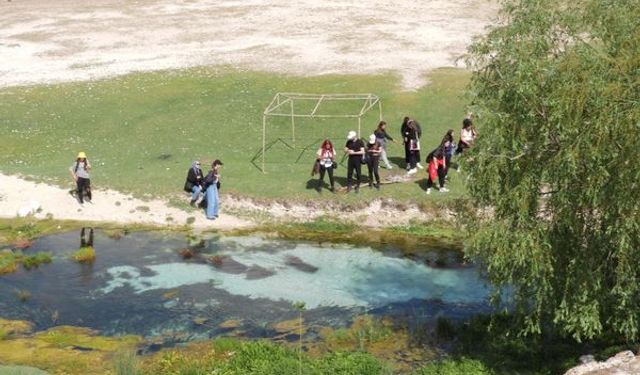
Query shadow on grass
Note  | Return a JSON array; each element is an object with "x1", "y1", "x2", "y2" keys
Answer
[{"x1": 388, "y1": 156, "x2": 408, "y2": 170}]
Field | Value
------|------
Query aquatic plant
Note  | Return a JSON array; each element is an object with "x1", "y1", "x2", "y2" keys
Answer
[
  {"x1": 0, "y1": 250, "x2": 18, "y2": 274},
  {"x1": 104, "y1": 228, "x2": 127, "y2": 240},
  {"x1": 15, "y1": 290, "x2": 32, "y2": 302},
  {"x1": 177, "y1": 248, "x2": 194, "y2": 259},
  {"x1": 209, "y1": 255, "x2": 224, "y2": 266},
  {"x1": 21, "y1": 252, "x2": 52, "y2": 270},
  {"x1": 71, "y1": 246, "x2": 96, "y2": 263}
]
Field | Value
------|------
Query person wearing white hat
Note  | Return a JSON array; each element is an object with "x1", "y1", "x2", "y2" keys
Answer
[
  {"x1": 366, "y1": 134, "x2": 382, "y2": 190},
  {"x1": 344, "y1": 130, "x2": 365, "y2": 193},
  {"x1": 69, "y1": 151, "x2": 92, "y2": 204}
]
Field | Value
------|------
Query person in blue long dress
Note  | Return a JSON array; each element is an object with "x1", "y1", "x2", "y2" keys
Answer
[{"x1": 204, "y1": 159, "x2": 223, "y2": 220}]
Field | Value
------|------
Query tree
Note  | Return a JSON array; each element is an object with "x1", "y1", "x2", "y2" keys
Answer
[{"x1": 463, "y1": 0, "x2": 640, "y2": 341}]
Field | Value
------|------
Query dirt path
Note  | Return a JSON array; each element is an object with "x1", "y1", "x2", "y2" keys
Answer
[
  {"x1": 0, "y1": 172, "x2": 251, "y2": 230},
  {"x1": 0, "y1": 0, "x2": 498, "y2": 90},
  {"x1": 0, "y1": 172, "x2": 439, "y2": 229}
]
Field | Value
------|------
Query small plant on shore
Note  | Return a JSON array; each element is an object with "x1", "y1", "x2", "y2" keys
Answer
[
  {"x1": 71, "y1": 247, "x2": 96, "y2": 263},
  {"x1": 114, "y1": 350, "x2": 141, "y2": 375},
  {"x1": 22, "y1": 252, "x2": 52, "y2": 270}
]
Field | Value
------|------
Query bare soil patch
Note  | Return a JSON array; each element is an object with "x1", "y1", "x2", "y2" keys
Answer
[{"x1": 0, "y1": 0, "x2": 498, "y2": 90}]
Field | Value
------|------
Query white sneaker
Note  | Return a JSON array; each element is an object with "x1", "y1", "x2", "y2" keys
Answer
[
  {"x1": 456, "y1": 167, "x2": 461, "y2": 173},
  {"x1": 386, "y1": 165, "x2": 393, "y2": 170},
  {"x1": 407, "y1": 168, "x2": 417, "y2": 175},
  {"x1": 416, "y1": 163, "x2": 424, "y2": 169},
  {"x1": 440, "y1": 187, "x2": 450, "y2": 193},
  {"x1": 426, "y1": 188, "x2": 432, "y2": 195}
]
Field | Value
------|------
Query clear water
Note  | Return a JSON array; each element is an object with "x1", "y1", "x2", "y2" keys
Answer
[{"x1": 0, "y1": 230, "x2": 492, "y2": 342}]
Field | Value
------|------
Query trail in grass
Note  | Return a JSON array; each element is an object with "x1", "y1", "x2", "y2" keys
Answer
[{"x1": 0, "y1": 173, "x2": 250, "y2": 230}]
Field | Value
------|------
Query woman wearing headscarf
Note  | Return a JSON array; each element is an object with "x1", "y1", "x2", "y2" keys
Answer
[
  {"x1": 184, "y1": 160, "x2": 204, "y2": 206},
  {"x1": 69, "y1": 151, "x2": 92, "y2": 204}
]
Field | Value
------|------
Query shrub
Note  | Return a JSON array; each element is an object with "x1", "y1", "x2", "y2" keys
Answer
[
  {"x1": 413, "y1": 358, "x2": 495, "y2": 375},
  {"x1": 313, "y1": 351, "x2": 390, "y2": 375}
]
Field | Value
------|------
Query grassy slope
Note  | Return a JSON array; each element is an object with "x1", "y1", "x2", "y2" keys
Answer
[{"x1": 0, "y1": 67, "x2": 470, "y2": 203}]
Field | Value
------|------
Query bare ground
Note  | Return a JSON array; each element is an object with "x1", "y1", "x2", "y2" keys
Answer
[{"x1": 0, "y1": 0, "x2": 498, "y2": 90}]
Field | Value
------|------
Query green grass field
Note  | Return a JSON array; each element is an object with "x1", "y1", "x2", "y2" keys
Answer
[{"x1": 0, "y1": 67, "x2": 471, "y2": 203}]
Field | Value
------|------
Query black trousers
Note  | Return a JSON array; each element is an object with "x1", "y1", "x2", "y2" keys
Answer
[
  {"x1": 347, "y1": 157, "x2": 362, "y2": 189},
  {"x1": 404, "y1": 141, "x2": 410, "y2": 166},
  {"x1": 318, "y1": 165, "x2": 335, "y2": 189},
  {"x1": 367, "y1": 157, "x2": 380, "y2": 185},
  {"x1": 444, "y1": 154, "x2": 452, "y2": 176},
  {"x1": 427, "y1": 166, "x2": 446, "y2": 188},
  {"x1": 76, "y1": 177, "x2": 92, "y2": 203},
  {"x1": 409, "y1": 150, "x2": 418, "y2": 169}
]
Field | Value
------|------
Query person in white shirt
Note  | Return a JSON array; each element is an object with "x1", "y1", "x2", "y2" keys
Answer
[
  {"x1": 316, "y1": 139, "x2": 336, "y2": 193},
  {"x1": 456, "y1": 118, "x2": 477, "y2": 154}
]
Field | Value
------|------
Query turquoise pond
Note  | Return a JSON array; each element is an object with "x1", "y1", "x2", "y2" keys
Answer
[{"x1": 0, "y1": 230, "x2": 492, "y2": 343}]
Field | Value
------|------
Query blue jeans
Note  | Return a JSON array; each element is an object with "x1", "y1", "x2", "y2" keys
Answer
[
  {"x1": 205, "y1": 184, "x2": 219, "y2": 219},
  {"x1": 191, "y1": 185, "x2": 202, "y2": 201}
]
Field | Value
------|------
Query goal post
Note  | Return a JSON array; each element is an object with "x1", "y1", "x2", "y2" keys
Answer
[{"x1": 260, "y1": 92, "x2": 383, "y2": 173}]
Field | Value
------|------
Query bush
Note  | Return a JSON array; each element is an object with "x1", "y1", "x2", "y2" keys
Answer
[
  {"x1": 222, "y1": 341, "x2": 305, "y2": 375},
  {"x1": 313, "y1": 351, "x2": 390, "y2": 375},
  {"x1": 413, "y1": 358, "x2": 495, "y2": 375}
]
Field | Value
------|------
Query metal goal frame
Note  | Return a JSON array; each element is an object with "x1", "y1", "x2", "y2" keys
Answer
[{"x1": 260, "y1": 92, "x2": 382, "y2": 172}]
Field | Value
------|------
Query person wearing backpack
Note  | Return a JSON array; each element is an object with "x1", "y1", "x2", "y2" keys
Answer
[
  {"x1": 184, "y1": 160, "x2": 204, "y2": 206},
  {"x1": 69, "y1": 151, "x2": 92, "y2": 204}
]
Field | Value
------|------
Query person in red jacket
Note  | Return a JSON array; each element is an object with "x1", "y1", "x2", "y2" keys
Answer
[{"x1": 425, "y1": 146, "x2": 449, "y2": 194}]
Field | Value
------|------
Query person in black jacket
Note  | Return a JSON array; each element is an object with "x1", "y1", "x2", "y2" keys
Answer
[
  {"x1": 344, "y1": 130, "x2": 365, "y2": 193},
  {"x1": 401, "y1": 117, "x2": 423, "y2": 170},
  {"x1": 184, "y1": 160, "x2": 204, "y2": 206}
]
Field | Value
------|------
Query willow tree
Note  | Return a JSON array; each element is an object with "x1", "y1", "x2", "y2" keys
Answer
[{"x1": 463, "y1": 0, "x2": 640, "y2": 341}]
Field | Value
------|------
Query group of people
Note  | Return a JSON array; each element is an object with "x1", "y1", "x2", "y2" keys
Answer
[
  {"x1": 183, "y1": 159, "x2": 224, "y2": 220},
  {"x1": 69, "y1": 116, "x2": 476, "y2": 220},
  {"x1": 68, "y1": 151, "x2": 225, "y2": 220},
  {"x1": 313, "y1": 116, "x2": 477, "y2": 194}
]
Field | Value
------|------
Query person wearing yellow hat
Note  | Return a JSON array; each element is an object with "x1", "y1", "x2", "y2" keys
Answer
[{"x1": 69, "y1": 151, "x2": 92, "y2": 204}]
